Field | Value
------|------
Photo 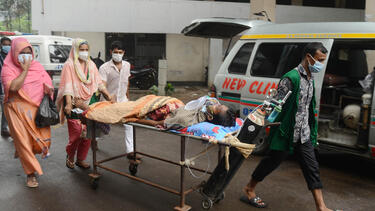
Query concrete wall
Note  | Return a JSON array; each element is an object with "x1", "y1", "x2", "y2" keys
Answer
[
  {"x1": 32, "y1": 0, "x2": 250, "y2": 35},
  {"x1": 32, "y1": 0, "x2": 365, "y2": 84},
  {"x1": 32, "y1": 0, "x2": 365, "y2": 35},
  {"x1": 166, "y1": 34, "x2": 209, "y2": 82}
]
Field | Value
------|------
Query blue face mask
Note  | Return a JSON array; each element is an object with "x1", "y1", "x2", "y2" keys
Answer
[
  {"x1": 308, "y1": 54, "x2": 325, "y2": 73},
  {"x1": 2, "y1": 46, "x2": 10, "y2": 54},
  {"x1": 18, "y1": 53, "x2": 33, "y2": 63}
]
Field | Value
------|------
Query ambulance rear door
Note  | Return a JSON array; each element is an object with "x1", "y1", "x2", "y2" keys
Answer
[{"x1": 182, "y1": 18, "x2": 271, "y2": 113}]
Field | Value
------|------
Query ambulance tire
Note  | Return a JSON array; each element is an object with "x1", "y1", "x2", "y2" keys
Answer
[{"x1": 251, "y1": 132, "x2": 270, "y2": 155}]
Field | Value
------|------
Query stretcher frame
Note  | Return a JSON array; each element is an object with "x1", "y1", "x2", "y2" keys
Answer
[{"x1": 88, "y1": 120, "x2": 231, "y2": 211}]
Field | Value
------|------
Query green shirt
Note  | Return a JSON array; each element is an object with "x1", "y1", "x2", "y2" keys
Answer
[{"x1": 269, "y1": 68, "x2": 318, "y2": 153}]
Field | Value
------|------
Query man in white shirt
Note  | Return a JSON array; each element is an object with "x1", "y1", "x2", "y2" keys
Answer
[{"x1": 99, "y1": 41, "x2": 140, "y2": 163}]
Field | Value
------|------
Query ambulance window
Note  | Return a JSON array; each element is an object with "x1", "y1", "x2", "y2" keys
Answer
[
  {"x1": 228, "y1": 42, "x2": 254, "y2": 75},
  {"x1": 251, "y1": 43, "x2": 307, "y2": 78},
  {"x1": 49, "y1": 45, "x2": 71, "y2": 63}
]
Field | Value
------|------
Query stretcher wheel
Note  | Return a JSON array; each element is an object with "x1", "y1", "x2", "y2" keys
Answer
[
  {"x1": 90, "y1": 178, "x2": 99, "y2": 190},
  {"x1": 214, "y1": 192, "x2": 225, "y2": 203},
  {"x1": 202, "y1": 198, "x2": 213, "y2": 210},
  {"x1": 129, "y1": 163, "x2": 138, "y2": 176}
]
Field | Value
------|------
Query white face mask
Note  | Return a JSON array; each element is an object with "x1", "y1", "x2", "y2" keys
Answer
[
  {"x1": 112, "y1": 53, "x2": 123, "y2": 63},
  {"x1": 18, "y1": 53, "x2": 33, "y2": 63},
  {"x1": 78, "y1": 51, "x2": 89, "y2": 61}
]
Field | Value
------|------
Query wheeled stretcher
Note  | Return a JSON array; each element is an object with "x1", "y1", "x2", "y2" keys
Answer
[
  {"x1": 85, "y1": 90, "x2": 288, "y2": 210},
  {"x1": 86, "y1": 121, "x2": 254, "y2": 211}
]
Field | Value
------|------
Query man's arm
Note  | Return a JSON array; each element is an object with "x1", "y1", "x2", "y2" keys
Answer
[{"x1": 275, "y1": 78, "x2": 293, "y2": 101}]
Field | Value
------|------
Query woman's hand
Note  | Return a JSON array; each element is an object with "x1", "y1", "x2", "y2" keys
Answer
[
  {"x1": 19, "y1": 55, "x2": 32, "y2": 72},
  {"x1": 43, "y1": 83, "x2": 54, "y2": 95},
  {"x1": 9, "y1": 55, "x2": 32, "y2": 92},
  {"x1": 110, "y1": 94, "x2": 116, "y2": 103},
  {"x1": 64, "y1": 103, "x2": 72, "y2": 116},
  {"x1": 74, "y1": 97, "x2": 89, "y2": 110}
]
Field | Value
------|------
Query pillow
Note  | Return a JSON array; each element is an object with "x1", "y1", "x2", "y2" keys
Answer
[{"x1": 174, "y1": 118, "x2": 243, "y2": 141}]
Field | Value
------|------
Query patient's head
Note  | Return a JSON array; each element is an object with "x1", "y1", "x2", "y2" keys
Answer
[{"x1": 209, "y1": 105, "x2": 236, "y2": 127}]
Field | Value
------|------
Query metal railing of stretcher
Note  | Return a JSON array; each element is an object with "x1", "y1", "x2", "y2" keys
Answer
[{"x1": 87, "y1": 120, "x2": 243, "y2": 211}]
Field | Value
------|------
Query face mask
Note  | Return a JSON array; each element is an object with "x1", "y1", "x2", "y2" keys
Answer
[
  {"x1": 18, "y1": 53, "x2": 33, "y2": 63},
  {"x1": 112, "y1": 53, "x2": 123, "y2": 63},
  {"x1": 308, "y1": 54, "x2": 325, "y2": 73},
  {"x1": 78, "y1": 51, "x2": 89, "y2": 61},
  {"x1": 2, "y1": 46, "x2": 10, "y2": 54}
]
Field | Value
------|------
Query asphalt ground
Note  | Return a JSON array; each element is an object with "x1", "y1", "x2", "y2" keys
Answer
[{"x1": 1, "y1": 86, "x2": 375, "y2": 211}]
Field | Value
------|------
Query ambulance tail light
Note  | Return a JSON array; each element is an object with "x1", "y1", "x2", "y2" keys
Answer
[
  {"x1": 209, "y1": 85, "x2": 217, "y2": 98},
  {"x1": 371, "y1": 147, "x2": 375, "y2": 157}
]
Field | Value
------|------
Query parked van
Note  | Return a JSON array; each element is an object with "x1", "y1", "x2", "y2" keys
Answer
[
  {"x1": 10, "y1": 35, "x2": 73, "y2": 90},
  {"x1": 182, "y1": 19, "x2": 375, "y2": 157}
]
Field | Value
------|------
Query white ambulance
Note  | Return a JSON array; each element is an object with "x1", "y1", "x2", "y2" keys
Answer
[{"x1": 182, "y1": 19, "x2": 375, "y2": 157}]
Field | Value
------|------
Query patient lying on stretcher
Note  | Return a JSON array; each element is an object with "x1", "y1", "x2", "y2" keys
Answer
[
  {"x1": 83, "y1": 95, "x2": 236, "y2": 129},
  {"x1": 137, "y1": 96, "x2": 236, "y2": 129}
]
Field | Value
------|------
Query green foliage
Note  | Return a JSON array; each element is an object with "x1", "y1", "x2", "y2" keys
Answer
[
  {"x1": 148, "y1": 83, "x2": 175, "y2": 96},
  {"x1": 149, "y1": 85, "x2": 159, "y2": 95},
  {"x1": 0, "y1": 0, "x2": 31, "y2": 33},
  {"x1": 165, "y1": 83, "x2": 175, "y2": 95}
]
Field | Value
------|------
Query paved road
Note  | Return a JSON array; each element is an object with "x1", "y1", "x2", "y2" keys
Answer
[
  {"x1": 1, "y1": 123, "x2": 375, "y2": 211},
  {"x1": 1, "y1": 88, "x2": 375, "y2": 211}
]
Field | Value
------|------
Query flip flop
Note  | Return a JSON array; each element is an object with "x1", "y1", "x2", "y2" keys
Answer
[
  {"x1": 66, "y1": 155, "x2": 74, "y2": 169},
  {"x1": 240, "y1": 195, "x2": 267, "y2": 208},
  {"x1": 26, "y1": 176, "x2": 39, "y2": 188}
]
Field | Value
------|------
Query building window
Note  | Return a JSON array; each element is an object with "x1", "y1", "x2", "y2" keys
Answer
[
  {"x1": 105, "y1": 33, "x2": 166, "y2": 70},
  {"x1": 228, "y1": 42, "x2": 254, "y2": 75},
  {"x1": 276, "y1": 0, "x2": 291, "y2": 5},
  {"x1": 251, "y1": 43, "x2": 307, "y2": 78},
  {"x1": 214, "y1": 0, "x2": 250, "y2": 3},
  {"x1": 345, "y1": 0, "x2": 365, "y2": 9},
  {"x1": 303, "y1": 0, "x2": 335, "y2": 7}
]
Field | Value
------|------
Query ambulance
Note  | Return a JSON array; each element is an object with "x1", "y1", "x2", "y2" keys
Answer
[{"x1": 182, "y1": 18, "x2": 375, "y2": 157}]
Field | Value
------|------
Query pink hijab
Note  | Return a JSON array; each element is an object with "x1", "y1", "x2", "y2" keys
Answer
[
  {"x1": 56, "y1": 38, "x2": 104, "y2": 123},
  {"x1": 1, "y1": 37, "x2": 52, "y2": 106}
]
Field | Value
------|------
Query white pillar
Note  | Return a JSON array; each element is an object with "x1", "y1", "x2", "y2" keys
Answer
[
  {"x1": 208, "y1": 39, "x2": 223, "y2": 87},
  {"x1": 158, "y1": 60, "x2": 168, "y2": 96}
]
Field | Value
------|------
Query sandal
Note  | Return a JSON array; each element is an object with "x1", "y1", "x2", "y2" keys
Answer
[
  {"x1": 75, "y1": 160, "x2": 90, "y2": 169},
  {"x1": 240, "y1": 195, "x2": 267, "y2": 208},
  {"x1": 66, "y1": 155, "x2": 75, "y2": 169},
  {"x1": 26, "y1": 175, "x2": 39, "y2": 188}
]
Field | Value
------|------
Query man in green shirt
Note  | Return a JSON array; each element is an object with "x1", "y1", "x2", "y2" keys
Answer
[{"x1": 241, "y1": 42, "x2": 337, "y2": 211}]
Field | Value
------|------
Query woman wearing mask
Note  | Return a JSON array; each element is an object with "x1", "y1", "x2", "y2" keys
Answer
[
  {"x1": 1, "y1": 37, "x2": 54, "y2": 188},
  {"x1": 56, "y1": 38, "x2": 113, "y2": 170}
]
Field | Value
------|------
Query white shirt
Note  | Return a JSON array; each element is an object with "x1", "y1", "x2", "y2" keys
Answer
[{"x1": 99, "y1": 59, "x2": 131, "y2": 102}]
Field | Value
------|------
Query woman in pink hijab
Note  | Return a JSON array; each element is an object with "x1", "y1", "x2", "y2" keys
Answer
[
  {"x1": 56, "y1": 38, "x2": 113, "y2": 170},
  {"x1": 1, "y1": 37, "x2": 54, "y2": 188}
]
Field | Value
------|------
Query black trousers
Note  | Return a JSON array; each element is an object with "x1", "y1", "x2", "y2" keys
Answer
[{"x1": 252, "y1": 140, "x2": 323, "y2": 190}]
